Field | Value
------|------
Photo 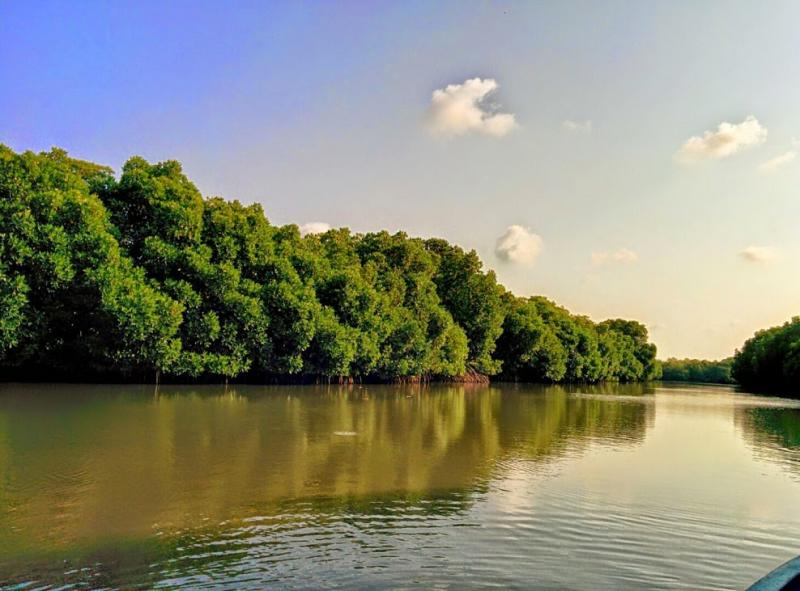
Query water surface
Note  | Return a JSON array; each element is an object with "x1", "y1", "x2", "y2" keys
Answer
[{"x1": 1, "y1": 382, "x2": 799, "y2": 589}]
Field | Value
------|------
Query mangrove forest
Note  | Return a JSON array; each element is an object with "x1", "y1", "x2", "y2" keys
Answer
[
  {"x1": 732, "y1": 316, "x2": 800, "y2": 390},
  {"x1": 0, "y1": 145, "x2": 661, "y2": 383}
]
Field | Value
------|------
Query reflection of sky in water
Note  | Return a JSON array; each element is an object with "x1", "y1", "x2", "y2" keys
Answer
[{"x1": 0, "y1": 383, "x2": 798, "y2": 589}]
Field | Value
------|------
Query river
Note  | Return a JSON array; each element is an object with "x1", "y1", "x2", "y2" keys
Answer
[{"x1": 1, "y1": 382, "x2": 799, "y2": 589}]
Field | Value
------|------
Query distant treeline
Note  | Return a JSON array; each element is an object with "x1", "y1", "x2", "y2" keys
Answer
[
  {"x1": 732, "y1": 317, "x2": 800, "y2": 390},
  {"x1": 0, "y1": 146, "x2": 658, "y2": 383},
  {"x1": 659, "y1": 358, "x2": 734, "y2": 384},
  {"x1": 659, "y1": 317, "x2": 800, "y2": 393}
]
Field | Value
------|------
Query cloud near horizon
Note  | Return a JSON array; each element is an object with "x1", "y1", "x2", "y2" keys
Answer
[
  {"x1": 426, "y1": 78, "x2": 518, "y2": 137},
  {"x1": 495, "y1": 225, "x2": 543, "y2": 264},
  {"x1": 758, "y1": 150, "x2": 796, "y2": 174},
  {"x1": 591, "y1": 248, "x2": 639, "y2": 265},
  {"x1": 562, "y1": 119, "x2": 592, "y2": 134},
  {"x1": 739, "y1": 245, "x2": 778, "y2": 263},
  {"x1": 675, "y1": 116, "x2": 767, "y2": 163},
  {"x1": 299, "y1": 222, "x2": 331, "y2": 236}
]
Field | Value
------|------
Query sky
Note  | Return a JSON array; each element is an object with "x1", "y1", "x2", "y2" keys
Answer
[{"x1": 2, "y1": 0, "x2": 800, "y2": 359}]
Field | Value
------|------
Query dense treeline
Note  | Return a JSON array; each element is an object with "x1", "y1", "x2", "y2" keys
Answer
[
  {"x1": 660, "y1": 358, "x2": 734, "y2": 384},
  {"x1": 732, "y1": 317, "x2": 800, "y2": 391},
  {"x1": 0, "y1": 146, "x2": 658, "y2": 383}
]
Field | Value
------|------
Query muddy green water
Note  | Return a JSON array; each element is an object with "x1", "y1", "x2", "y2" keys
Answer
[{"x1": 1, "y1": 382, "x2": 799, "y2": 589}]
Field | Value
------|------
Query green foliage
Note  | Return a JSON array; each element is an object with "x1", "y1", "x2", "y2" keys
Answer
[
  {"x1": 660, "y1": 358, "x2": 733, "y2": 384},
  {"x1": 0, "y1": 146, "x2": 182, "y2": 375},
  {"x1": 98, "y1": 162, "x2": 269, "y2": 379},
  {"x1": 495, "y1": 297, "x2": 566, "y2": 381},
  {"x1": 732, "y1": 317, "x2": 800, "y2": 390},
  {"x1": 0, "y1": 268, "x2": 27, "y2": 358},
  {"x1": 424, "y1": 239, "x2": 505, "y2": 374},
  {"x1": 102, "y1": 157, "x2": 204, "y2": 251},
  {"x1": 598, "y1": 319, "x2": 659, "y2": 380},
  {"x1": 0, "y1": 145, "x2": 658, "y2": 383},
  {"x1": 495, "y1": 296, "x2": 658, "y2": 383},
  {"x1": 90, "y1": 259, "x2": 183, "y2": 373}
]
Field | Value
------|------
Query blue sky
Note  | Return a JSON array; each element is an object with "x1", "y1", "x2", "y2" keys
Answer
[{"x1": 3, "y1": 1, "x2": 800, "y2": 358}]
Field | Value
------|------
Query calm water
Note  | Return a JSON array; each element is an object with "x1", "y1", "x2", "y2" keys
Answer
[{"x1": 1, "y1": 383, "x2": 799, "y2": 590}]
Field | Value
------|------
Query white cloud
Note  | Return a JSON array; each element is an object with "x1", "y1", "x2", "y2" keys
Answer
[
  {"x1": 739, "y1": 245, "x2": 778, "y2": 263},
  {"x1": 758, "y1": 150, "x2": 797, "y2": 174},
  {"x1": 591, "y1": 248, "x2": 639, "y2": 265},
  {"x1": 562, "y1": 119, "x2": 592, "y2": 134},
  {"x1": 495, "y1": 225, "x2": 543, "y2": 265},
  {"x1": 426, "y1": 77, "x2": 518, "y2": 137},
  {"x1": 299, "y1": 222, "x2": 331, "y2": 236},
  {"x1": 675, "y1": 116, "x2": 767, "y2": 163}
]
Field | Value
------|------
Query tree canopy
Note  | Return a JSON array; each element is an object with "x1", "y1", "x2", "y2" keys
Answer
[
  {"x1": 0, "y1": 146, "x2": 658, "y2": 383},
  {"x1": 660, "y1": 358, "x2": 734, "y2": 384},
  {"x1": 732, "y1": 317, "x2": 800, "y2": 390}
]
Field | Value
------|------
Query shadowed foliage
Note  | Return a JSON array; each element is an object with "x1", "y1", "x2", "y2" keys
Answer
[{"x1": 733, "y1": 317, "x2": 800, "y2": 393}]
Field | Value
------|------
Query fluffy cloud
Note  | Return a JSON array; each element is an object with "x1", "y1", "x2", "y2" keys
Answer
[
  {"x1": 299, "y1": 222, "x2": 331, "y2": 236},
  {"x1": 562, "y1": 119, "x2": 592, "y2": 134},
  {"x1": 591, "y1": 248, "x2": 639, "y2": 265},
  {"x1": 426, "y1": 78, "x2": 518, "y2": 137},
  {"x1": 758, "y1": 150, "x2": 796, "y2": 174},
  {"x1": 739, "y1": 245, "x2": 778, "y2": 263},
  {"x1": 495, "y1": 225, "x2": 543, "y2": 264},
  {"x1": 675, "y1": 116, "x2": 767, "y2": 163}
]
